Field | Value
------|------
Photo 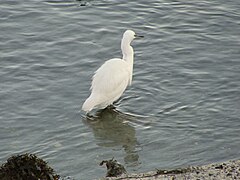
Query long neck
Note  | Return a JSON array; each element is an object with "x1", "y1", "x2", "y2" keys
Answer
[
  {"x1": 121, "y1": 39, "x2": 134, "y2": 65},
  {"x1": 121, "y1": 38, "x2": 134, "y2": 85}
]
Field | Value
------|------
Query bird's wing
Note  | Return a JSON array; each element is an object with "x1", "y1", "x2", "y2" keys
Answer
[{"x1": 91, "y1": 58, "x2": 130, "y2": 95}]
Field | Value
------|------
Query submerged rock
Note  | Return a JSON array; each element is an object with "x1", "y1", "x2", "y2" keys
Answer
[
  {"x1": 0, "y1": 153, "x2": 60, "y2": 180},
  {"x1": 100, "y1": 158, "x2": 126, "y2": 177}
]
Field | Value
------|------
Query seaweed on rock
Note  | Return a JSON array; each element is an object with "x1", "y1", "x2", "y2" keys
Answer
[{"x1": 0, "y1": 153, "x2": 60, "y2": 180}]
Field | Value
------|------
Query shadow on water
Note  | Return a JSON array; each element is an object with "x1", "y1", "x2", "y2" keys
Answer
[{"x1": 82, "y1": 108, "x2": 141, "y2": 167}]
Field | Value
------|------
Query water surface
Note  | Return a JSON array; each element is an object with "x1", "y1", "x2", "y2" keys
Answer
[{"x1": 0, "y1": 0, "x2": 240, "y2": 179}]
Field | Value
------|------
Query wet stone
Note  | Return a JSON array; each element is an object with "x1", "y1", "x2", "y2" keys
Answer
[{"x1": 100, "y1": 158, "x2": 126, "y2": 177}]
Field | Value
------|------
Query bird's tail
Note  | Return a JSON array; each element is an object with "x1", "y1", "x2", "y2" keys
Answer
[{"x1": 82, "y1": 96, "x2": 96, "y2": 112}]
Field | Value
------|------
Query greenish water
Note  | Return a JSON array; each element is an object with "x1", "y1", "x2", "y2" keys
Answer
[{"x1": 0, "y1": 0, "x2": 240, "y2": 179}]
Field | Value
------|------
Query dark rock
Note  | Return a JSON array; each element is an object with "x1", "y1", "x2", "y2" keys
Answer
[
  {"x1": 215, "y1": 164, "x2": 224, "y2": 169},
  {"x1": 100, "y1": 158, "x2": 126, "y2": 177},
  {"x1": 0, "y1": 153, "x2": 59, "y2": 180}
]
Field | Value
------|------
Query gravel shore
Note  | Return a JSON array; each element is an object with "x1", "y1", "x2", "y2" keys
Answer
[{"x1": 101, "y1": 159, "x2": 240, "y2": 180}]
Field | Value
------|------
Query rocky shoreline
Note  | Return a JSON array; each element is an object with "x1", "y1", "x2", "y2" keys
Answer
[
  {"x1": 101, "y1": 159, "x2": 240, "y2": 180},
  {"x1": 1, "y1": 153, "x2": 239, "y2": 179}
]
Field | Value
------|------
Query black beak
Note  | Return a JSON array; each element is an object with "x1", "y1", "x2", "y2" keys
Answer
[{"x1": 134, "y1": 34, "x2": 144, "y2": 38}]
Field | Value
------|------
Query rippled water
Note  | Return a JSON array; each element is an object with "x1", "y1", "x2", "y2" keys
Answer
[{"x1": 1, "y1": 0, "x2": 240, "y2": 179}]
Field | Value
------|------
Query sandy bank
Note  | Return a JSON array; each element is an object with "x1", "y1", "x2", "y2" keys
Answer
[{"x1": 101, "y1": 159, "x2": 240, "y2": 180}]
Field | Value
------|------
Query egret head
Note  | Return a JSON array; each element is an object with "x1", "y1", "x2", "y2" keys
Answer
[{"x1": 122, "y1": 30, "x2": 144, "y2": 44}]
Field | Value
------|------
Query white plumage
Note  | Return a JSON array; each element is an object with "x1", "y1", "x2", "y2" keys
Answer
[{"x1": 82, "y1": 30, "x2": 142, "y2": 112}]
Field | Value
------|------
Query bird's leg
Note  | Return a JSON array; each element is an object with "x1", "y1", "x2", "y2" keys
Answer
[
  {"x1": 106, "y1": 104, "x2": 116, "y2": 110},
  {"x1": 86, "y1": 113, "x2": 95, "y2": 121}
]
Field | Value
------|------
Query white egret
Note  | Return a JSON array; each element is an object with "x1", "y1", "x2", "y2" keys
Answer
[{"x1": 82, "y1": 30, "x2": 143, "y2": 112}]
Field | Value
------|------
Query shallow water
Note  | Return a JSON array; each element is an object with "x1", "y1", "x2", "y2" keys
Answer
[{"x1": 0, "y1": 0, "x2": 240, "y2": 179}]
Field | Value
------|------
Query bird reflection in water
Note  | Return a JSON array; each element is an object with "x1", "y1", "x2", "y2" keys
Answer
[{"x1": 83, "y1": 107, "x2": 140, "y2": 167}]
